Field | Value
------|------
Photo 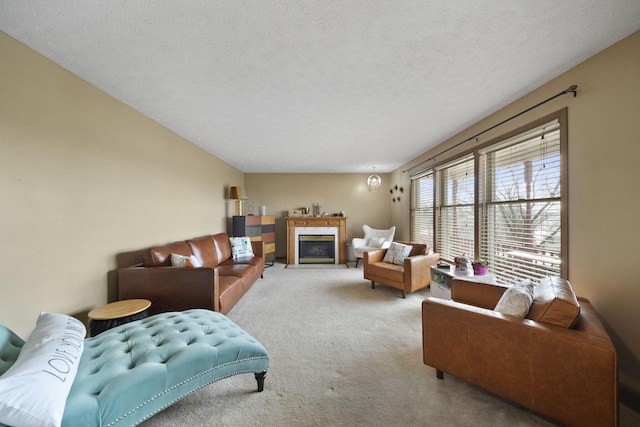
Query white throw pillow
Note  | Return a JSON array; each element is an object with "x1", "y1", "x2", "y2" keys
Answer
[
  {"x1": 229, "y1": 236, "x2": 255, "y2": 259},
  {"x1": 170, "y1": 253, "x2": 202, "y2": 268},
  {"x1": 0, "y1": 313, "x2": 86, "y2": 427},
  {"x1": 367, "y1": 237, "x2": 385, "y2": 248},
  {"x1": 494, "y1": 281, "x2": 534, "y2": 318},
  {"x1": 382, "y1": 242, "x2": 412, "y2": 265}
]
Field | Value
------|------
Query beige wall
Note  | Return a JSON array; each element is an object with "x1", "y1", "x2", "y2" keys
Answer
[
  {"x1": 244, "y1": 173, "x2": 392, "y2": 258},
  {"x1": 392, "y1": 31, "x2": 640, "y2": 393},
  {"x1": 0, "y1": 32, "x2": 243, "y2": 338}
]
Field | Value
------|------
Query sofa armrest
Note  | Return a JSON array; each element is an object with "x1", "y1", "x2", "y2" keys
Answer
[
  {"x1": 422, "y1": 297, "x2": 617, "y2": 426},
  {"x1": 450, "y1": 278, "x2": 508, "y2": 310},
  {"x1": 405, "y1": 253, "x2": 440, "y2": 291},
  {"x1": 351, "y1": 237, "x2": 366, "y2": 247},
  {"x1": 251, "y1": 240, "x2": 265, "y2": 258},
  {"x1": 118, "y1": 266, "x2": 220, "y2": 314},
  {"x1": 364, "y1": 248, "x2": 386, "y2": 263}
]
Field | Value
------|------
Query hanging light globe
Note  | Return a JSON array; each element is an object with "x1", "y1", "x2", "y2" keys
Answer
[{"x1": 367, "y1": 174, "x2": 382, "y2": 192}]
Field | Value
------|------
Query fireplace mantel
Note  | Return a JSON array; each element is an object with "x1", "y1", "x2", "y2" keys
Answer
[{"x1": 286, "y1": 217, "x2": 347, "y2": 265}]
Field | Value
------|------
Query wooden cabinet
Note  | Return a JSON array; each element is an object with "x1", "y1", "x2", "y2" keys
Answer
[{"x1": 232, "y1": 215, "x2": 276, "y2": 265}]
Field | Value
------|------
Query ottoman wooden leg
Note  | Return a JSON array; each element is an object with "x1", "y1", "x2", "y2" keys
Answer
[{"x1": 255, "y1": 371, "x2": 267, "y2": 392}]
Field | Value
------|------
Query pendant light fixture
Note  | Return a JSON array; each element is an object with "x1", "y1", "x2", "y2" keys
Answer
[{"x1": 367, "y1": 168, "x2": 381, "y2": 192}]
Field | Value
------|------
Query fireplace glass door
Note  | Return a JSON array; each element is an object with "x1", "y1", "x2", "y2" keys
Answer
[{"x1": 298, "y1": 235, "x2": 335, "y2": 264}]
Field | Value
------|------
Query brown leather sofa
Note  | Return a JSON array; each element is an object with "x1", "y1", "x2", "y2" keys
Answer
[
  {"x1": 119, "y1": 233, "x2": 264, "y2": 315},
  {"x1": 363, "y1": 241, "x2": 440, "y2": 298},
  {"x1": 422, "y1": 277, "x2": 618, "y2": 427}
]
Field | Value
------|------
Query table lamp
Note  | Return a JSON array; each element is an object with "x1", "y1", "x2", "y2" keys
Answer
[{"x1": 229, "y1": 186, "x2": 248, "y2": 216}]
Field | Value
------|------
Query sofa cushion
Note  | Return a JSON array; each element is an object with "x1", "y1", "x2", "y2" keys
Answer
[
  {"x1": 218, "y1": 276, "x2": 246, "y2": 314},
  {"x1": 368, "y1": 261, "x2": 405, "y2": 283},
  {"x1": 187, "y1": 236, "x2": 219, "y2": 267},
  {"x1": 142, "y1": 241, "x2": 192, "y2": 267},
  {"x1": 212, "y1": 233, "x2": 233, "y2": 263},
  {"x1": 526, "y1": 277, "x2": 580, "y2": 328},
  {"x1": 494, "y1": 281, "x2": 534, "y2": 317},
  {"x1": 0, "y1": 313, "x2": 85, "y2": 427}
]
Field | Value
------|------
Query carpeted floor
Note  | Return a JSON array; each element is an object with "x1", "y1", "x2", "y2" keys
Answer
[{"x1": 142, "y1": 262, "x2": 638, "y2": 427}]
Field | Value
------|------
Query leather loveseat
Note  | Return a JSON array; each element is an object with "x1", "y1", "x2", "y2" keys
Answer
[
  {"x1": 422, "y1": 277, "x2": 617, "y2": 427},
  {"x1": 118, "y1": 233, "x2": 264, "y2": 315}
]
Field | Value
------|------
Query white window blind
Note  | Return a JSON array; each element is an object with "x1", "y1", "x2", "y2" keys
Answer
[
  {"x1": 436, "y1": 155, "x2": 475, "y2": 262},
  {"x1": 479, "y1": 120, "x2": 562, "y2": 284},
  {"x1": 410, "y1": 171, "x2": 434, "y2": 250}
]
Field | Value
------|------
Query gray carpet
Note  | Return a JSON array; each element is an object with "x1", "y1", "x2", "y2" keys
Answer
[{"x1": 140, "y1": 263, "x2": 633, "y2": 427}]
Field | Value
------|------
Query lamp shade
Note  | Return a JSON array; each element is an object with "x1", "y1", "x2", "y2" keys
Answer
[{"x1": 229, "y1": 186, "x2": 248, "y2": 200}]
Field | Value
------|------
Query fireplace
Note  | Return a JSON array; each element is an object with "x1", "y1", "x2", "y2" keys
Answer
[
  {"x1": 286, "y1": 217, "x2": 347, "y2": 265},
  {"x1": 299, "y1": 235, "x2": 336, "y2": 264}
]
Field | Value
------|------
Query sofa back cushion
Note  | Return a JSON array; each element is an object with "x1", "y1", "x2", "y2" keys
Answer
[
  {"x1": 187, "y1": 236, "x2": 220, "y2": 267},
  {"x1": 212, "y1": 233, "x2": 233, "y2": 264},
  {"x1": 526, "y1": 277, "x2": 580, "y2": 328},
  {"x1": 142, "y1": 241, "x2": 192, "y2": 267}
]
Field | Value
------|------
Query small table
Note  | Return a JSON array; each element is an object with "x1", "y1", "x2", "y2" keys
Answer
[
  {"x1": 430, "y1": 265, "x2": 495, "y2": 300},
  {"x1": 88, "y1": 299, "x2": 151, "y2": 337}
]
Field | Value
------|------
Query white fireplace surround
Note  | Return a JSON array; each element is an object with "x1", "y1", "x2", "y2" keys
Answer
[{"x1": 294, "y1": 227, "x2": 339, "y2": 264}]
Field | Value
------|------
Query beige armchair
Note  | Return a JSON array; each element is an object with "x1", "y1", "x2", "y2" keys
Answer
[{"x1": 363, "y1": 241, "x2": 439, "y2": 298}]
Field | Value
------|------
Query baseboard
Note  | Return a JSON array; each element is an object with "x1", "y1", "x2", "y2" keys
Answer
[{"x1": 620, "y1": 384, "x2": 640, "y2": 414}]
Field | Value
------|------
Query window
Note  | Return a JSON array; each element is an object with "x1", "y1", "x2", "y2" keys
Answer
[
  {"x1": 436, "y1": 155, "x2": 475, "y2": 262},
  {"x1": 410, "y1": 110, "x2": 567, "y2": 283},
  {"x1": 410, "y1": 171, "x2": 434, "y2": 250},
  {"x1": 479, "y1": 120, "x2": 562, "y2": 283}
]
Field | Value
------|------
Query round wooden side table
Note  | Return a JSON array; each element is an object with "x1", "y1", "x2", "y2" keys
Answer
[{"x1": 88, "y1": 299, "x2": 152, "y2": 337}]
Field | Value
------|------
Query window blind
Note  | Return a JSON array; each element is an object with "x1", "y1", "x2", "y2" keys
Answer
[
  {"x1": 436, "y1": 155, "x2": 475, "y2": 261},
  {"x1": 410, "y1": 171, "x2": 434, "y2": 250},
  {"x1": 479, "y1": 120, "x2": 561, "y2": 284}
]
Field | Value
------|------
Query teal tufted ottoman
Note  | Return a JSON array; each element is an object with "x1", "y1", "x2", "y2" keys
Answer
[{"x1": 0, "y1": 309, "x2": 269, "y2": 427}]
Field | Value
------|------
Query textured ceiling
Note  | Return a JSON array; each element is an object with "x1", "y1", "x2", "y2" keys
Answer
[{"x1": 1, "y1": 1, "x2": 639, "y2": 173}]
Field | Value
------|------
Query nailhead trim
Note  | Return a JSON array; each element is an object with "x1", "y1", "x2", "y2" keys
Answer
[{"x1": 106, "y1": 357, "x2": 268, "y2": 426}]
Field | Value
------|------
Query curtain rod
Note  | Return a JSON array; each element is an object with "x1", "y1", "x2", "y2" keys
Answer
[{"x1": 403, "y1": 85, "x2": 577, "y2": 174}]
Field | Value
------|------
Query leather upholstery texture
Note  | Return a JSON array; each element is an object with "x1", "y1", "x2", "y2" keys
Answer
[
  {"x1": 423, "y1": 278, "x2": 618, "y2": 427},
  {"x1": 527, "y1": 276, "x2": 581, "y2": 328},
  {"x1": 119, "y1": 233, "x2": 264, "y2": 315},
  {"x1": 363, "y1": 241, "x2": 439, "y2": 298}
]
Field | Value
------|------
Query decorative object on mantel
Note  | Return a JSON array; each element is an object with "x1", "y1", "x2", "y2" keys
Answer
[
  {"x1": 229, "y1": 186, "x2": 248, "y2": 216},
  {"x1": 367, "y1": 168, "x2": 381, "y2": 192}
]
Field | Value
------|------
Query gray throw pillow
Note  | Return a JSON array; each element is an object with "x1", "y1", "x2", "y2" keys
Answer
[{"x1": 494, "y1": 281, "x2": 534, "y2": 317}]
